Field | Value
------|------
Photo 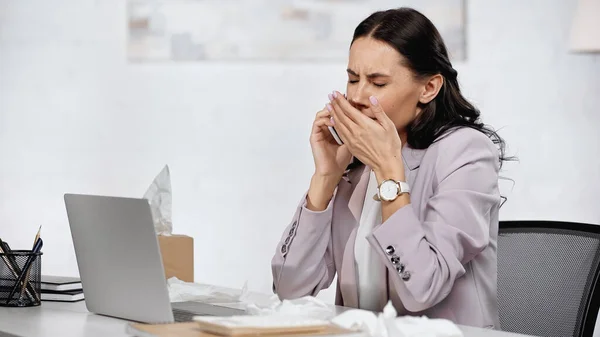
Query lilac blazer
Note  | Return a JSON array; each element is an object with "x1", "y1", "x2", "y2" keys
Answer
[{"x1": 271, "y1": 127, "x2": 502, "y2": 329}]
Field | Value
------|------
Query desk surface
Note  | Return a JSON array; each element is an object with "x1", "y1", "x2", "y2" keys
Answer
[
  {"x1": 0, "y1": 301, "x2": 535, "y2": 337},
  {"x1": 0, "y1": 300, "x2": 535, "y2": 337}
]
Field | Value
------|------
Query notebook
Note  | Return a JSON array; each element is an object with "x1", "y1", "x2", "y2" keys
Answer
[
  {"x1": 40, "y1": 275, "x2": 82, "y2": 292},
  {"x1": 41, "y1": 289, "x2": 84, "y2": 302},
  {"x1": 125, "y1": 322, "x2": 354, "y2": 337},
  {"x1": 193, "y1": 316, "x2": 331, "y2": 336}
]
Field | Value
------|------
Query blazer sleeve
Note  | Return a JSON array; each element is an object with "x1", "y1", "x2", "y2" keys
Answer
[
  {"x1": 271, "y1": 191, "x2": 337, "y2": 299},
  {"x1": 366, "y1": 131, "x2": 501, "y2": 312}
]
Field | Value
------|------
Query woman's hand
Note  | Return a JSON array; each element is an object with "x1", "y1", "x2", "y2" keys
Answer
[
  {"x1": 310, "y1": 106, "x2": 353, "y2": 178},
  {"x1": 327, "y1": 91, "x2": 405, "y2": 183},
  {"x1": 306, "y1": 105, "x2": 353, "y2": 211}
]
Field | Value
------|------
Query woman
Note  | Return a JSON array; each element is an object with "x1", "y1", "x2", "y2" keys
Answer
[{"x1": 271, "y1": 7, "x2": 508, "y2": 329}]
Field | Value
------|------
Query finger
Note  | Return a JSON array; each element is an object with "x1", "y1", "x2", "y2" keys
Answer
[
  {"x1": 332, "y1": 91, "x2": 371, "y2": 126},
  {"x1": 312, "y1": 111, "x2": 327, "y2": 130},
  {"x1": 312, "y1": 111, "x2": 335, "y2": 136},
  {"x1": 327, "y1": 93, "x2": 351, "y2": 126},
  {"x1": 328, "y1": 106, "x2": 352, "y2": 145},
  {"x1": 313, "y1": 106, "x2": 333, "y2": 134},
  {"x1": 314, "y1": 116, "x2": 334, "y2": 128},
  {"x1": 331, "y1": 99, "x2": 358, "y2": 127},
  {"x1": 329, "y1": 93, "x2": 359, "y2": 126},
  {"x1": 368, "y1": 96, "x2": 393, "y2": 128},
  {"x1": 311, "y1": 118, "x2": 338, "y2": 143},
  {"x1": 315, "y1": 106, "x2": 331, "y2": 119},
  {"x1": 328, "y1": 100, "x2": 356, "y2": 134},
  {"x1": 327, "y1": 103, "x2": 347, "y2": 132},
  {"x1": 334, "y1": 118, "x2": 351, "y2": 146}
]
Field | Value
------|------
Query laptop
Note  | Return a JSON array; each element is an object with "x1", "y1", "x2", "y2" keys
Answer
[{"x1": 64, "y1": 193, "x2": 245, "y2": 323}]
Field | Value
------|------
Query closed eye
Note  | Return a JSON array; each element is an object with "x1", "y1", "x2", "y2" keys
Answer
[{"x1": 348, "y1": 80, "x2": 386, "y2": 88}]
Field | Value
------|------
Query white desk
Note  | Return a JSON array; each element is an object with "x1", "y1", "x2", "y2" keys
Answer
[{"x1": 0, "y1": 301, "x2": 535, "y2": 337}]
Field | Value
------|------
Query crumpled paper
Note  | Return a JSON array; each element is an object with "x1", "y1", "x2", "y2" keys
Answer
[
  {"x1": 168, "y1": 277, "x2": 249, "y2": 303},
  {"x1": 167, "y1": 277, "x2": 462, "y2": 337},
  {"x1": 143, "y1": 165, "x2": 173, "y2": 235},
  {"x1": 167, "y1": 278, "x2": 334, "y2": 320},
  {"x1": 332, "y1": 301, "x2": 463, "y2": 337},
  {"x1": 245, "y1": 295, "x2": 336, "y2": 320}
]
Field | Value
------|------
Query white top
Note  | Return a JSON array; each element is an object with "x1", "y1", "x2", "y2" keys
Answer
[{"x1": 354, "y1": 170, "x2": 386, "y2": 311}]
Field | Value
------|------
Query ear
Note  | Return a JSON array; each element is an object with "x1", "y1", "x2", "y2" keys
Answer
[{"x1": 419, "y1": 74, "x2": 444, "y2": 104}]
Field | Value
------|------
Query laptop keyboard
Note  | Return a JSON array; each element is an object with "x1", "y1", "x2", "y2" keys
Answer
[
  {"x1": 171, "y1": 301, "x2": 246, "y2": 322},
  {"x1": 172, "y1": 308, "x2": 200, "y2": 322}
]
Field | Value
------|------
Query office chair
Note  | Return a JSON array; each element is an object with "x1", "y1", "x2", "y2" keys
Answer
[{"x1": 497, "y1": 220, "x2": 600, "y2": 337}]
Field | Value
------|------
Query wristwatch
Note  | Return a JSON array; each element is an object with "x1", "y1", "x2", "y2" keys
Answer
[{"x1": 375, "y1": 179, "x2": 411, "y2": 202}]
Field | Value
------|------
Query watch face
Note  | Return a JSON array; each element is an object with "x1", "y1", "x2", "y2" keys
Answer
[{"x1": 380, "y1": 180, "x2": 399, "y2": 201}]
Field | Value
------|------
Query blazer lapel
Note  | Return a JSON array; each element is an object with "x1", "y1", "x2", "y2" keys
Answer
[
  {"x1": 340, "y1": 229, "x2": 359, "y2": 308},
  {"x1": 338, "y1": 165, "x2": 370, "y2": 308},
  {"x1": 347, "y1": 165, "x2": 370, "y2": 223}
]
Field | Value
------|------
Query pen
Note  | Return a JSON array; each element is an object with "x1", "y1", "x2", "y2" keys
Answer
[
  {"x1": 19, "y1": 226, "x2": 42, "y2": 300},
  {"x1": 0, "y1": 240, "x2": 37, "y2": 302},
  {"x1": 5, "y1": 238, "x2": 43, "y2": 304}
]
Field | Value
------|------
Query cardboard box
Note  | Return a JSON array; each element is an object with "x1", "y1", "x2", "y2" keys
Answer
[{"x1": 157, "y1": 234, "x2": 194, "y2": 282}]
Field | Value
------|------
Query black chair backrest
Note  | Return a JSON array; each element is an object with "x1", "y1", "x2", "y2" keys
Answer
[{"x1": 498, "y1": 220, "x2": 600, "y2": 337}]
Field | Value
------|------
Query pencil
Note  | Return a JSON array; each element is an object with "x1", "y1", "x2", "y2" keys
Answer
[
  {"x1": 18, "y1": 226, "x2": 42, "y2": 302},
  {"x1": 33, "y1": 226, "x2": 41, "y2": 248}
]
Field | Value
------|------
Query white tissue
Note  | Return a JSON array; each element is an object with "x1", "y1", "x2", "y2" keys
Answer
[
  {"x1": 166, "y1": 278, "x2": 463, "y2": 337},
  {"x1": 143, "y1": 165, "x2": 173, "y2": 236},
  {"x1": 245, "y1": 295, "x2": 336, "y2": 320},
  {"x1": 332, "y1": 301, "x2": 463, "y2": 337},
  {"x1": 167, "y1": 277, "x2": 249, "y2": 303},
  {"x1": 167, "y1": 278, "x2": 333, "y2": 319}
]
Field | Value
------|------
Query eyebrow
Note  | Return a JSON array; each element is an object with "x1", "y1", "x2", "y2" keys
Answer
[{"x1": 346, "y1": 68, "x2": 391, "y2": 79}]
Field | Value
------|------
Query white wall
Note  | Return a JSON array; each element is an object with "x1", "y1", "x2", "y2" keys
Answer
[{"x1": 1, "y1": 0, "x2": 599, "y2": 309}]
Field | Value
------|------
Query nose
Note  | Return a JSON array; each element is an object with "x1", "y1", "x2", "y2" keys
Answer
[{"x1": 347, "y1": 84, "x2": 370, "y2": 111}]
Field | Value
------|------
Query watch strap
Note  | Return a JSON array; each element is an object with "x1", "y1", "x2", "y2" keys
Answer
[{"x1": 398, "y1": 181, "x2": 411, "y2": 194}]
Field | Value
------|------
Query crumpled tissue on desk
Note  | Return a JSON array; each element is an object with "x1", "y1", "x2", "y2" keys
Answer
[
  {"x1": 331, "y1": 301, "x2": 463, "y2": 337},
  {"x1": 245, "y1": 295, "x2": 336, "y2": 320},
  {"x1": 168, "y1": 277, "x2": 249, "y2": 303},
  {"x1": 167, "y1": 277, "x2": 335, "y2": 319},
  {"x1": 168, "y1": 278, "x2": 463, "y2": 337}
]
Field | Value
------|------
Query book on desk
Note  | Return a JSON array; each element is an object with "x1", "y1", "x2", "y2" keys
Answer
[
  {"x1": 40, "y1": 275, "x2": 84, "y2": 302},
  {"x1": 41, "y1": 275, "x2": 82, "y2": 291},
  {"x1": 40, "y1": 289, "x2": 84, "y2": 302}
]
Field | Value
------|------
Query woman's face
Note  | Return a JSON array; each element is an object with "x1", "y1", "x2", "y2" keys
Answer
[{"x1": 345, "y1": 37, "x2": 426, "y2": 135}]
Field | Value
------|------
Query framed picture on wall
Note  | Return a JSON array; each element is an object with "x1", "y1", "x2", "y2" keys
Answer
[{"x1": 127, "y1": 0, "x2": 466, "y2": 62}]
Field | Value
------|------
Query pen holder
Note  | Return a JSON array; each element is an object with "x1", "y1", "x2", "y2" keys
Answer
[{"x1": 0, "y1": 250, "x2": 42, "y2": 307}]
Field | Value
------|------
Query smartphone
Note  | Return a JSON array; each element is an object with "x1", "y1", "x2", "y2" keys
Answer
[
  {"x1": 327, "y1": 92, "x2": 346, "y2": 146},
  {"x1": 328, "y1": 126, "x2": 344, "y2": 145}
]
